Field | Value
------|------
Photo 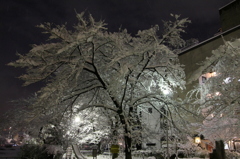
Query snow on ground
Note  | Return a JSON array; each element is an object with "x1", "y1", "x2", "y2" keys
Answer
[
  {"x1": 65, "y1": 151, "x2": 208, "y2": 159},
  {"x1": 65, "y1": 152, "x2": 152, "y2": 159},
  {"x1": 85, "y1": 154, "x2": 206, "y2": 159},
  {"x1": 85, "y1": 154, "x2": 151, "y2": 159}
]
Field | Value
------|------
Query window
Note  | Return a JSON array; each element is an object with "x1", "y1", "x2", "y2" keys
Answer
[
  {"x1": 199, "y1": 72, "x2": 217, "y2": 84},
  {"x1": 148, "y1": 108, "x2": 152, "y2": 114},
  {"x1": 202, "y1": 76, "x2": 207, "y2": 84}
]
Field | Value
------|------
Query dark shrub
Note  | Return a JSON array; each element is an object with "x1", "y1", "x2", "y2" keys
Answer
[{"x1": 21, "y1": 144, "x2": 53, "y2": 159}]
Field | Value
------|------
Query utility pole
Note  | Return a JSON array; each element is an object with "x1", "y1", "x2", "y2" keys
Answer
[
  {"x1": 166, "y1": 119, "x2": 169, "y2": 159},
  {"x1": 161, "y1": 108, "x2": 170, "y2": 159}
]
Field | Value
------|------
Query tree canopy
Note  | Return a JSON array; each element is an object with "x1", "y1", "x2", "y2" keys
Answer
[{"x1": 8, "y1": 12, "x2": 191, "y2": 158}]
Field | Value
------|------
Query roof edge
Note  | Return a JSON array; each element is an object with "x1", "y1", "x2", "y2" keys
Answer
[
  {"x1": 219, "y1": 0, "x2": 236, "y2": 10},
  {"x1": 179, "y1": 24, "x2": 240, "y2": 55}
]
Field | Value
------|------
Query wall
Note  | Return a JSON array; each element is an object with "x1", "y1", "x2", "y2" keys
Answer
[
  {"x1": 178, "y1": 27, "x2": 240, "y2": 100},
  {"x1": 219, "y1": 0, "x2": 240, "y2": 31}
]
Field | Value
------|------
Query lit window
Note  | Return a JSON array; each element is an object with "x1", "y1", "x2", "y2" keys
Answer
[
  {"x1": 209, "y1": 72, "x2": 217, "y2": 77},
  {"x1": 199, "y1": 72, "x2": 218, "y2": 84}
]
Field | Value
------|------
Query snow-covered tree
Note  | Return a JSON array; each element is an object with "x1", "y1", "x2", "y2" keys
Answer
[
  {"x1": 188, "y1": 37, "x2": 240, "y2": 143},
  {"x1": 3, "y1": 97, "x2": 111, "y2": 150},
  {"x1": 8, "y1": 12, "x2": 190, "y2": 159}
]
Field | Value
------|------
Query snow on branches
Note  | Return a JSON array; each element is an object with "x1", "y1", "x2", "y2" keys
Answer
[{"x1": 8, "y1": 12, "x2": 190, "y2": 158}]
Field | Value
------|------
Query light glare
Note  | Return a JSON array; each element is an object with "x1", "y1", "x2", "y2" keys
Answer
[
  {"x1": 163, "y1": 89, "x2": 170, "y2": 95},
  {"x1": 74, "y1": 116, "x2": 80, "y2": 123}
]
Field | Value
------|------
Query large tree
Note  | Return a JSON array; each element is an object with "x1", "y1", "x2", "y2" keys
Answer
[
  {"x1": 188, "y1": 38, "x2": 240, "y2": 143},
  {"x1": 9, "y1": 12, "x2": 190, "y2": 158}
]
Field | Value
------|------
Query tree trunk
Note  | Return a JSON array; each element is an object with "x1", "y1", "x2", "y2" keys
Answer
[
  {"x1": 125, "y1": 134, "x2": 132, "y2": 159},
  {"x1": 210, "y1": 140, "x2": 225, "y2": 159},
  {"x1": 117, "y1": 109, "x2": 133, "y2": 159},
  {"x1": 117, "y1": 106, "x2": 133, "y2": 159}
]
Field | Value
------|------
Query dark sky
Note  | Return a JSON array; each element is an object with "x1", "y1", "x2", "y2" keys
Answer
[{"x1": 0, "y1": 0, "x2": 233, "y2": 113}]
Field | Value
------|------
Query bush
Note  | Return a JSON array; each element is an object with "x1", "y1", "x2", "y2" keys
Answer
[
  {"x1": 225, "y1": 150, "x2": 240, "y2": 159},
  {"x1": 132, "y1": 150, "x2": 164, "y2": 159},
  {"x1": 153, "y1": 153, "x2": 164, "y2": 159},
  {"x1": 21, "y1": 144, "x2": 55, "y2": 159}
]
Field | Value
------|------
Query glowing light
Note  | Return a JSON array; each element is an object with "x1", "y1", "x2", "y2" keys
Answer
[
  {"x1": 195, "y1": 137, "x2": 201, "y2": 144},
  {"x1": 210, "y1": 72, "x2": 217, "y2": 77},
  {"x1": 163, "y1": 89, "x2": 170, "y2": 95},
  {"x1": 74, "y1": 116, "x2": 80, "y2": 123}
]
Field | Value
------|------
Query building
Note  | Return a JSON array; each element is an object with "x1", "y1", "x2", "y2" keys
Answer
[
  {"x1": 140, "y1": 0, "x2": 240, "y2": 154},
  {"x1": 179, "y1": 0, "x2": 240, "y2": 97},
  {"x1": 178, "y1": 0, "x2": 240, "y2": 152}
]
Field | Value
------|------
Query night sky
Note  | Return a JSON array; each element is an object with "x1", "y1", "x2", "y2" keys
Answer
[{"x1": 0, "y1": 0, "x2": 233, "y2": 113}]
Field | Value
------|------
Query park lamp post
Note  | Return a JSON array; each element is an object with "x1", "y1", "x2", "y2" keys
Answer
[
  {"x1": 195, "y1": 136, "x2": 201, "y2": 144},
  {"x1": 162, "y1": 87, "x2": 171, "y2": 159}
]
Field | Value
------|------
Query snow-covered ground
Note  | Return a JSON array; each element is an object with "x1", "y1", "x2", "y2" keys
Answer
[
  {"x1": 63, "y1": 152, "x2": 152, "y2": 159},
  {"x1": 65, "y1": 152, "x2": 208, "y2": 159},
  {"x1": 85, "y1": 154, "x2": 153, "y2": 159},
  {"x1": 85, "y1": 155, "x2": 207, "y2": 159},
  {"x1": 62, "y1": 148, "x2": 209, "y2": 159}
]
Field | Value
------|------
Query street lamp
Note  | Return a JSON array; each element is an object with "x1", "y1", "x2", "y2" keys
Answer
[
  {"x1": 8, "y1": 127, "x2": 12, "y2": 139},
  {"x1": 74, "y1": 116, "x2": 80, "y2": 123},
  {"x1": 195, "y1": 137, "x2": 201, "y2": 144}
]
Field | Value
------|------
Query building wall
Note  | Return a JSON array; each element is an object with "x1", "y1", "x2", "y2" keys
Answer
[
  {"x1": 219, "y1": 0, "x2": 240, "y2": 31},
  {"x1": 179, "y1": 0, "x2": 240, "y2": 96},
  {"x1": 174, "y1": 0, "x2": 240, "y2": 137},
  {"x1": 140, "y1": 107, "x2": 165, "y2": 150},
  {"x1": 178, "y1": 27, "x2": 240, "y2": 100},
  {"x1": 140, "y1": 0, "x2": 240, "y2": 151}
]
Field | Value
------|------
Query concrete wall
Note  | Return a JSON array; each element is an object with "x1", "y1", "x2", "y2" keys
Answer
[
  {"x1": 220, "y1": 0, "x2": 240, "y2": 31},
  {"x1": 178, "y1": 27, "x2": 240, "y2": 99},
  {"x1": 179, "y1": 0, "x2": 240, "y2": 98}
]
